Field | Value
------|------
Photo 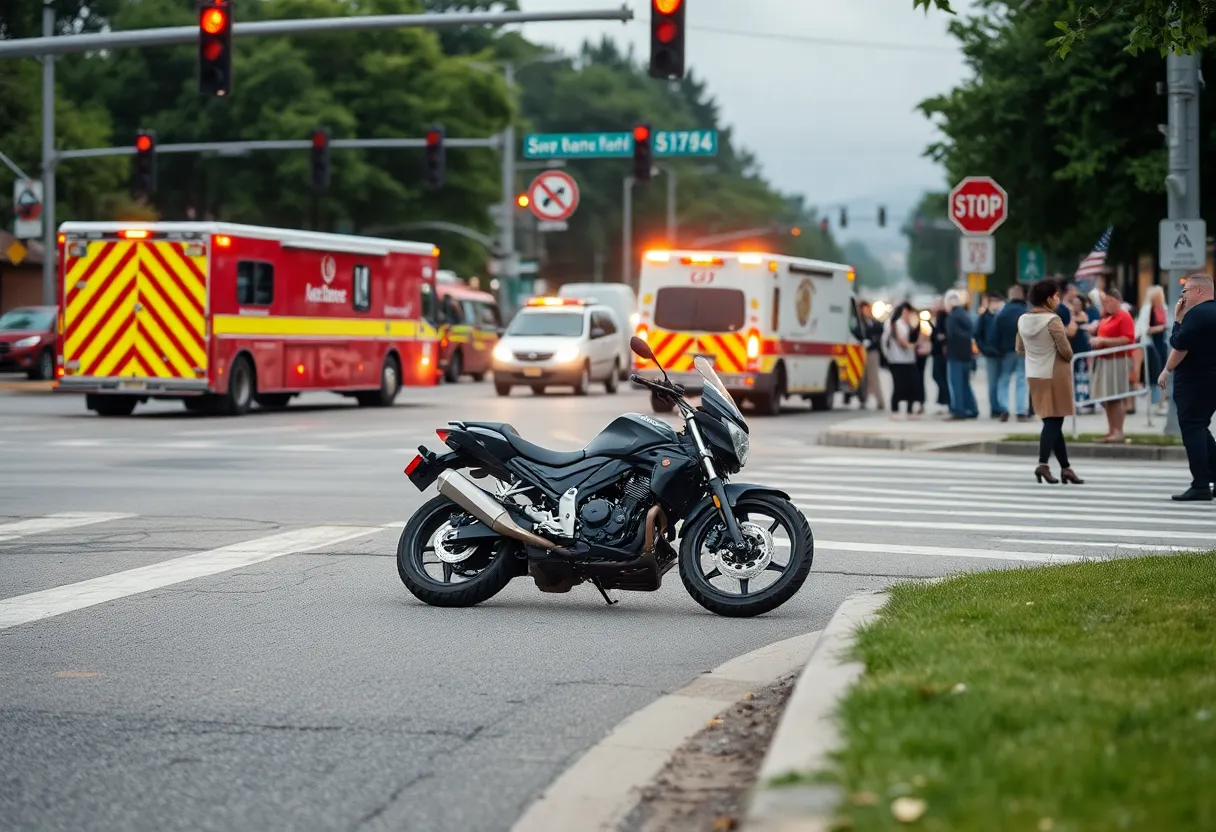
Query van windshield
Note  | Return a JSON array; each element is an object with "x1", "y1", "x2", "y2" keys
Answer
[
  {"x1": 654, "y1": 287, "x2": 746, "y2": 332},
  {"x1": 506, "y1": 311, "x2": 584, "y2": 337}
]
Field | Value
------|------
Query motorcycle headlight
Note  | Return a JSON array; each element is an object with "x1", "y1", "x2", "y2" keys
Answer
[
  {"x1": 726, "y1": 420, "x2": 749, "y2": 468},
  {"x1": 554, "y1": 344, "x2": 580, "y2": 363},
  {"x1": 492, "y1": 342, "x2": 513, "y2": 362},
  {"x1": 14, "y1": 336, "x2": 40, "y2": 349}
]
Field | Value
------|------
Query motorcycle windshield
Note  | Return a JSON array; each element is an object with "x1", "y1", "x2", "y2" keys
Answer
[{"x1": 693, "y1": 355, "x2": 744, "y2": 423}]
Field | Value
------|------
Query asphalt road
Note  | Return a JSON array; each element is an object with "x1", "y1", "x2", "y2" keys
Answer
[{"x1": 2, "y1": 378, "x2": 1211, "y2": 832}]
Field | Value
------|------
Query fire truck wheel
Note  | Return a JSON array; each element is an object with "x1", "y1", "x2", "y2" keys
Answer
[
  {"x1": 444, "y1": 350, "x2": 463, "y2": 384},
  {"x1": 89, "y1": 395, "x2": 138, "y2": 417},
  {"x1": 809, "y1": 366, "x2": 837, "y2": 412},
  {"x1": 255, "y1": 393, "x2": 292, "y2": 410},
  {"x1": 359, "y1": 354, "x2": 401, "y2": 407},
  {"x1": 222, "y1": 356, "x2": 255, "y2": 416}
]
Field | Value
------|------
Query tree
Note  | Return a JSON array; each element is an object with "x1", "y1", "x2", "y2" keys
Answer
[
  {"x1": 913, "y1": 0, "x2": 1214, "y2": 57},
  {"x1": 916, "y1": 0, "x2": 1216, "y2": 284}
]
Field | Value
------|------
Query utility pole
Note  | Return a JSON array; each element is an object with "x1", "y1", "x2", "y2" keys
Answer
[
  {"x1": 1163, "y1": 51, "x2": 1202, "y2": 437},
  {"x1": 40, "y1": 0, "x2": 56, "y2": 305},
  {"x1": 622, "y1": 175, "x2": 635, "y2": 286},
  {"x1": 500, "y1": 61, "x2": 519, "y2": 314}
]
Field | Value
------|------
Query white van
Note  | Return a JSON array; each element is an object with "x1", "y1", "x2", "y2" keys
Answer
[{"x1": 557, "y1": 282, "x2": 637, "y2": 380}]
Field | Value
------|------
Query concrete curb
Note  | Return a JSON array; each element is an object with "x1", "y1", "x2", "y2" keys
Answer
[
  {"x1": 509, "y1": 629, "x2": 823, "y2": 832},
  {"x1": 819, "y1": 429, "x2": 1186, "y2": 461},
  {"x1": 742, "y1": 590, "x2": 889, "y2": 832}
]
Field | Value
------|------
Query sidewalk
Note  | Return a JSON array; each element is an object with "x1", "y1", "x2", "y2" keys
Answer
[{"x1": 828, "y1": 361, "x2": 1181, "y2": 460}]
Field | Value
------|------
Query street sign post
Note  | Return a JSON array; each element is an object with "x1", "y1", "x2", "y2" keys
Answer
[
  {"x1": 1159, "y1": 218, "x2": 1207, "y2": 270},
  {"x1": 1017, "y1": 243, "x2": 1045, "y2": 284},
  {"x1": 522, "y1": 129, "x2": 718, "y2": 160},
  {"x1": 948, "y1": 176, "x2": 1008, "y2": 235},
  {"x1": 959, "y1": 235, "x2": 995, "y2": 274},
  {"x1": 528, "y1": 170, "x2": 579, "y2": 233}
]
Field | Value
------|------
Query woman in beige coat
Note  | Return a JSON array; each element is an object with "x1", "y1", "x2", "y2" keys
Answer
[{"x1": 1016, "y1": 278, "x2": 1085, "y2": 484}]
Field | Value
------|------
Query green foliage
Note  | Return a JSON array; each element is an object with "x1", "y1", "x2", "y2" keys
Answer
[
  {"x1": 916, "y1": 0, "x2": 1216, "y2": 284},
  {"x1": 841, "y1": 241, "x2": 891, "y2": 288},
  {"x1": 913, "y1": 0, "x2": 1214, "y2": 57}
]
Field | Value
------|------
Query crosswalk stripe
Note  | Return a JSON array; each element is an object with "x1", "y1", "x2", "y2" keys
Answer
[
  {"x1": 799, "y1": 514, "x2": 1215, "y2": 542},
  {"x1": 813, "y1": 540, "x2": 1085, "y2": 564},
  {"x1": 761, "y1": 455, "x2": 1191, "y2": 478},
  {"x1": 764, "y1": 479, "x2": 1200, "y2": 509},
  {"x1": 787, "y1": 493, "x2": 1216, "y2": 527},
  {"x1": 751, "y1": 462, "x2": 1185, "y2": 486},
  {"x1": 0, "y1": 512, "x2": 135, "y2": 542},
  {"x1": 995, "y1": 538, "x2": 1203, "y2": 553},
  {"x1": 747, "y1": 467, "x2": 1183, "y2": 490},
  {"x1": 0, "y1": 525, "x2": 382, "y2": 630}
]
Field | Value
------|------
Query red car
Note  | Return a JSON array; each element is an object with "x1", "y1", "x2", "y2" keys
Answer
[{"x1": 0, "y1": 305, "x2": 57, "y2": 380}]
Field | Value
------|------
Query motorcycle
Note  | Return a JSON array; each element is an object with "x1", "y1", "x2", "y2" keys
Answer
[{"x1": 397, "y1": 336, "x2": 814, "y2": 617}]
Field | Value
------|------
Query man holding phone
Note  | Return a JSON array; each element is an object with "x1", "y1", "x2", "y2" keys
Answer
[{"x1": 1158, "y1": 274, "x2": 1216, "y2": 501}]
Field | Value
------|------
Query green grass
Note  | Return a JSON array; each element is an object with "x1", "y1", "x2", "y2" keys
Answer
[
  {"x1": 816, "y1": 554, "x2": 1216, "y2": 831},
  {"x1": 1003, "y1": 432, "x2": 1183, "y2": 446}
]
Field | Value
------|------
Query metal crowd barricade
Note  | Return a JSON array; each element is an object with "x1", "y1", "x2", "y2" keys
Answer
[{"x1": 1068, "y1": 342, "x2": 1155, "y2": 439}]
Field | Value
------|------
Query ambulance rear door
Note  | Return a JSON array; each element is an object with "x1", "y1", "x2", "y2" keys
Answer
[{"x1": 637, "y1": 252, "x2": 773, "y2": 379}]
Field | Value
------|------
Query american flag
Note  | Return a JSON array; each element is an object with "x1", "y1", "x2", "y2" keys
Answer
[{"x1": 1074, "y1": 226, "x2": 1113, "y2": 289}]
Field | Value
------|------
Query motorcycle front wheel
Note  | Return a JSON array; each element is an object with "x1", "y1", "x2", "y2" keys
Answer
[
  {"x1": 397, "y1": 494, "x2": 520, "y2": 607},
  {"x1": 678, "y1": 494, "x2": 814, "y2": 618}
]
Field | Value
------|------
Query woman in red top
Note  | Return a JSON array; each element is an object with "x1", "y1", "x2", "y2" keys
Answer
[{"x1": 1089, "y1": 288, "x2": 1137, "y2": 442}]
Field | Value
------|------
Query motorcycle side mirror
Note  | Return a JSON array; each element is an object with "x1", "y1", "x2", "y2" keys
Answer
[{"x1": 630, "y1": 336, "x2": 656, "y2": 362}]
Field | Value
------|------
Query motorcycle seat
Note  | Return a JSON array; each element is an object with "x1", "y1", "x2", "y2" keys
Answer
[{"x1": 463, "y1": 422, "x2": 587, "y2": 467}]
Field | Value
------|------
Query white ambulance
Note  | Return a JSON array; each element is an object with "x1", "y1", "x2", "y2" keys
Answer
[{"x1": 633, "y1": 249, "x2": 866, "y2": 415}]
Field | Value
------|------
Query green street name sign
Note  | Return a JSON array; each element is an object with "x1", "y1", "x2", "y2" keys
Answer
[
  {"x1": 522, "y1": 129, "x2": 719, "y2": 160},
  {"x1": 1017, "y1": 243, "x2": 1046, "y2": 284}
]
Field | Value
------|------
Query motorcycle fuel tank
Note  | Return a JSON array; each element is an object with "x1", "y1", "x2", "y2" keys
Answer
[{"x1": 583, "y1": 413, "x2": 679, "y2": 459}]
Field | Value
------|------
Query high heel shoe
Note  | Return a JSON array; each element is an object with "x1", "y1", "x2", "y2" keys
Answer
[
  {"x1": 1034, "y1": 464, "x2": 1058, "y2": 484},
  {"x1": 1060, "y1": 468, "x2": 1084, "y2": 485}
]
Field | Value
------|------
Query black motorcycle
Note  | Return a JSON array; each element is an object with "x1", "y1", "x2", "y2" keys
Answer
[{"x1": 397, "y1": 337, "x2": 814, "y2": 617}]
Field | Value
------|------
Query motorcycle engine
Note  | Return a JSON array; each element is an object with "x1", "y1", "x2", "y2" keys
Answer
[{"x1": 578, "y1": 476, "x2": 651, "y2": 547}]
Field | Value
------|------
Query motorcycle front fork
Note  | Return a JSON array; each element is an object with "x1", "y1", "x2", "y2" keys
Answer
[{"x1": 686, "y1": 416, "x2": 745, "y2": 547}]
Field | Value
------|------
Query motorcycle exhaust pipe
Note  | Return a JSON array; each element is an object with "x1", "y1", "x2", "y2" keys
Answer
[{"x1": 436, "y1": 469, "x2": 559, "y2": 551}]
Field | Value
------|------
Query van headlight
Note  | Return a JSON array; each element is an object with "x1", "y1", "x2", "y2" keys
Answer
[
  {"x1": 554, "y1": 344, "x2": 580, "y2": 363},
  {"x1": 726, "y1": 420, "x2": 749, "y2": 467},
  {"x1": 493, "y1": 342, "x2": 513, "y2": 362}
]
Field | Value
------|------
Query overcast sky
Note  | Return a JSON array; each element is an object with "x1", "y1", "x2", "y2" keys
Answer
[{"x1": 515, "y1": 0, "x2": 980, "y2": 270}]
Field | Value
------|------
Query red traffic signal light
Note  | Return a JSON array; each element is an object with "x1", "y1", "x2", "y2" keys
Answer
[
  {"x1": 633, "y1": 125, "x2": 650, "y2": 143},
  {"x1": 136, "y1": 134, "x2": 153, "y2": 153},
  {"x1": 198, "y1": 0, "x2": 233, "y2": 96},
  {"x1": 311, "y1": 130, "x2": 328, "y2": 149},
  {"x1": 633, "y1": 122, "x2": 652, "y2": 184},
  {"x1": 649, "y1": 0, "x2": 685, "y2": 80},
  {"x1": 310, "y1": 127, "x2": 330, "y2": 191},
  {"x1": 820, "y1": 218, "x2": 830, "y2": 233},
  {"x1": 424, "y1": 124, "x2": 445, "y2": 190},
  {"x1": 200, "y1": 7, "x2": 227, "y2": 34},
  {"x1": 426, "y1": 130, "x2": 441, "y2": 146},
  {"x1": 133, "y1": 130, "x2": 157, "y2": 199}
]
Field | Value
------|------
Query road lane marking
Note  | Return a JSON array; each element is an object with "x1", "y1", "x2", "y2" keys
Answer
[
  {"x1": 0, "y1": 512, "x2": 135, "y2": 543},
  {"x1": 751, "y1": 463, "x2": 1184, "y2": 486},
  {"x1": 785, "y1": 493, "x2": 1216, "y2": 527},
  {"x1": 798, "y1": 514, "x2": 1215, "y2": 542},
  {"x1": 774, "y1": 480, "x2": 1201, "y2": 509},
  {"x1": 0, "y1": 525, "x2": 381, "y2": 630},
  {"x1": 813, "y1": 539, "x2": 1085, "y2": 564},
  {"x1": 763, "y1": 455, "x2": 1191, "y2": 478},
  {"x1": 996, "y1": 538, "x2": 1203, "y2": 553}
]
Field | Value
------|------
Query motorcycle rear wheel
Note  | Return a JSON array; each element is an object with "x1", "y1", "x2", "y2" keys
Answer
[
  {"x1": 397, "y1": 494, "x2": 519, "y2": 607},
  {"x1": 678, "y1": 494, "x2": 813, "y2": 618}
]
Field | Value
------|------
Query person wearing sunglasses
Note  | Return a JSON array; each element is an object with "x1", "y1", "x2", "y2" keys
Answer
[{"x1": 1158, "y1": 274, "x2": 1216, "y2": 501}]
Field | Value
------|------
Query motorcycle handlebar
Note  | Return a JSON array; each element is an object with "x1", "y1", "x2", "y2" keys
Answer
[{"x1": 630, "y1": 374, "x2": 685, "y2": 399}]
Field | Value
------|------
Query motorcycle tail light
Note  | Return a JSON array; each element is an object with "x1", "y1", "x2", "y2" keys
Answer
[
  {"x1": 436, "y1": 429, "x2": 451, "y2": 443},
  {"x1": 405, "y1": 454, "x2": 423, "y2": 475}
]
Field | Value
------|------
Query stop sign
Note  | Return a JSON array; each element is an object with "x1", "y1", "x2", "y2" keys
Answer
[{"x1": 949, "y1": 176, "x2": 1008, "y2": 235}]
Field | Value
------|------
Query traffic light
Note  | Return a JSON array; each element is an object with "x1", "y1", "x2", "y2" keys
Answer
[
  {"x1": 633, "y1": 123, "x2": 652, "y2": 184},
  {"x1": 820, "y1": 217, "x2": 829, "y2": 233},
  {"x1": 133, "y1": 130, "x2": 157, "y2": 199},
  {"x1": 840, "y1": 207, "x2": 848, "y2": 228},
  {"x1": 198, "y1": 0, "x2": 232, "y2": 96},
  {"x1": 424, "y1": 125, "x2": 446, "y2": 190},
  {"x1": 310, "y1": 128, "x2": 330, "y2": 192},
  {"x1": 878, "y1": 206, "x2": 887, "y2": 227},
  {"x1": 648, "y1": 0, "x2": 686, "y2": 80}
]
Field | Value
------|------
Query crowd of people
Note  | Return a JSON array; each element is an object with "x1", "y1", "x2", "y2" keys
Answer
[{"x1": 854, "y1": 273, "x2": 1216, "y2": 500}]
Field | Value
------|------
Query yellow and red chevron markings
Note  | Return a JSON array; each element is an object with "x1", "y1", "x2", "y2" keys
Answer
[
  {"x1": 63, "y1": 241, "x2": 208, "y2": 379},
  {"x1": 837, "y1": 343, "x2": 866, "y2": 391},
  {"x1": 648, "y1": 329, "x2": 750, "y2": 373}
]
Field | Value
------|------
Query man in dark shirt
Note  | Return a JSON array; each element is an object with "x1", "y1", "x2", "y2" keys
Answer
[
  {"x1": 993, "y1": 285, "x2": 1030, "y2": 421},
  {"x1": 944, "y1": 289, "x2": 979, "y2": 419},
  {"x1": 1158, "y1": 274, "x2": 1216, "y2": 501}
]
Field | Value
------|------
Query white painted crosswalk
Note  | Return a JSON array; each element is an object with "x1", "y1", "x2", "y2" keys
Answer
[{"x1": 0, "y1": 451, "x2": 1208, "y2": 631}]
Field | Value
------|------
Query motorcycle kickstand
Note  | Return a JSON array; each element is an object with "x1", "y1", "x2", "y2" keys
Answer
[{"x1": 590, "y1": 578, "x2": 619, "y2": 606}]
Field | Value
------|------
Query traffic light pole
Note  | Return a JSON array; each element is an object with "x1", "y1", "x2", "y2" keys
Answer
[
  {"x1": 20, "y1": 5, "x2": 633, "y2": 305},
  {"x1": 621, "y1": 175, "x2": 635, "y2": 287},
  {"x1": 499, "y1": 62, "x2": 519, "y2": 310}
]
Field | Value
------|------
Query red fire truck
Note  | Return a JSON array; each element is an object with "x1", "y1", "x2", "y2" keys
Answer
[{"x1": 54, "y1": 221, "x2": 442, "y2": 416}]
